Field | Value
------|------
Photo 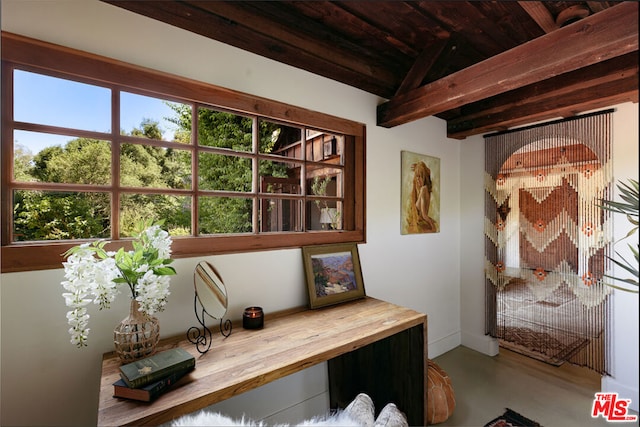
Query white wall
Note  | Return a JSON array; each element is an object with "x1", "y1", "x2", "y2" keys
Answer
[
  {"x1": 0, "y1": 1, "x2": 462, "y2": 425},
  {"x1": 458, "y1": 133, "x2": 501, "y2": 356},
  {"x1": 601, "y1": 103, "x2": 640, "y2": 412},
  {"x1": 1, "y1": 2, "x2": 638, "y2": 426}
]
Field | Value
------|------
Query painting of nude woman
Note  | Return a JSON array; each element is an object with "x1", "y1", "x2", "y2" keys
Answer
[{"x1": 401, "y1": 151, "x2": 440, "y2": 234}]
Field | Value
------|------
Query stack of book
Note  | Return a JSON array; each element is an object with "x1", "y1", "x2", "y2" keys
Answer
[{"x1": 113, "y1": 347, "x2": 196, "y2": 402}]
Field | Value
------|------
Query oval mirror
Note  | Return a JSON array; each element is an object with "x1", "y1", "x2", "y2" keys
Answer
[{"x1": 193, "y1": 261, "x2": 228, "y2": 319}]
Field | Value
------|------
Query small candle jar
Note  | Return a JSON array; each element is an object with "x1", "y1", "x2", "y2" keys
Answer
[{"x1": 243, "y1": 306, "x2": 264, "y2": 330}]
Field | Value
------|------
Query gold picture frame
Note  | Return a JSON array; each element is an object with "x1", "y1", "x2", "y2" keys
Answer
[
  {"x1": 302, "y1": 243, "x2": 366, "y2": 309},
  {"x1": 401, "y1": 150, "x2": 440, "y2": 234}
]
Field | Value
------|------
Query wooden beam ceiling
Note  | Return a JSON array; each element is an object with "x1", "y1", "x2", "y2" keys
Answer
[
  {"x1": 446, "y1": 53, "x2": 639, "y2": 139},
  {"x1": 377, "y1": 2, "x2": 638, "y2": 133},
  {"x1": 517, "y1": 1, "x2": 558, "y2": 34},
  {"x1": 102, "y1": 1, "x2": 636, "y2": 139}
]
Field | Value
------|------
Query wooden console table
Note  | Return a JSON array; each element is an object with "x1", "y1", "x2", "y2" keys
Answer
[{"x1": 97, "y1": 297, "x2": 427, "y2": 426}]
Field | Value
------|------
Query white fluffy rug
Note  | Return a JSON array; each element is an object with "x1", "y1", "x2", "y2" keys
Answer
[
  {"x1": 171, "y1": 410, "x2": 362, "y2": 427},
  {"x1": 171, "y1": 393, "x2": 408, "y2": 427}
]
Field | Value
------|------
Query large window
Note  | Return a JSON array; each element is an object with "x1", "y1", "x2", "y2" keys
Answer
[{"x1": 1, "y1": 33, "x2": 366, "y2": 272}]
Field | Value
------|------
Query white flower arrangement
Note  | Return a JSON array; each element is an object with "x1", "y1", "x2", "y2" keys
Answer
[{"x1": 61, "y1": 221, "x2": 176, "y2": 347}]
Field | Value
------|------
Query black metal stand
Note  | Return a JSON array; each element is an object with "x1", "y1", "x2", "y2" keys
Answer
[{"x1": 188, "y1": 294, "x2": 232, "y2": 354}]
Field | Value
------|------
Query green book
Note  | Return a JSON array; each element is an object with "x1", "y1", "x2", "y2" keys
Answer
[
  {"x1": 119, "y1": 348, "x2": 195, "y2": 389},
  {"x1": 113, "y1": 366, "x2": 194, "y2": 402}
]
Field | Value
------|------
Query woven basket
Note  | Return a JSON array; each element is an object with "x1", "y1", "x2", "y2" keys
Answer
[
  {"x1": 114, "y1": 299, "x2": 160, "y2": 363},
  {"x1": 427, "y1": 359, "x2": 456, "y2": 424}
]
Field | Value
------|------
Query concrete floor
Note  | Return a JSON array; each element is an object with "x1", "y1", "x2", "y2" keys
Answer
[{"x1": 432, "y1": 346, "x2": 639, "y2": 427}]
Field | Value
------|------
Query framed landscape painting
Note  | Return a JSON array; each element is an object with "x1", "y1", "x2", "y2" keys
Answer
[
  {"x1": 401, "y1": 151, "x2": 440, "y2": 234},
  {"x1": 302, "y1": 243, "x2": 366, "y2": 309}
]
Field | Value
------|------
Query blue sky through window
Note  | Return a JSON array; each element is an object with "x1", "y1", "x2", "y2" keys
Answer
[{"x1": 13, "y1": 70, "x2": 180, "y2": 154}]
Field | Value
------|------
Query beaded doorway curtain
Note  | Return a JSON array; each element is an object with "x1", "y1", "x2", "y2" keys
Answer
[{"x1": 484, "y1": 110, "x2": 613, "y2": 374}]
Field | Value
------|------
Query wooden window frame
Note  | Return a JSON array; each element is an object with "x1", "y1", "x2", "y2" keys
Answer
[{"x1": 0, "y1": 32, "x2": 366, "y2": 273}]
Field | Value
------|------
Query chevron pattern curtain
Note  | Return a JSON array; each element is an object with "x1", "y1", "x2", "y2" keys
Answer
[{"x1": 484, "y1": 111, "x2": 613, "y2": 374}]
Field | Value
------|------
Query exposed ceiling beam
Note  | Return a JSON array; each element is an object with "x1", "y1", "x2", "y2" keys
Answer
[
  {"x1": 377, "y1": 2, "x2": 638, "y2": 129},
  {"x1": 395, "y1": 37, "x2": 449, "y2": 96},
  {"x1": 447, "y1": 77, "x2": 638, "y2": 139},
  {"x1": 518, "y1": 1, "x2": 558, "y2": 33},
  {"x1": 445, "y1": 53, "x2": 639, "y2": 139}
]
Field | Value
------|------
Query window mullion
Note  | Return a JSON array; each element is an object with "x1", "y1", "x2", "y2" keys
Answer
[
  {"x1": 192, "y1": 103, "x2": 199, "y2": 237},
  {"x1": 111, "y1": 88, "x2": 121, "y2": 240},
  {"x1": 301, "y1": 127, "x2": 308, "y2": 231},
  {"x1": 252, "y1": 116, "x2": 259, "y2": 234}
]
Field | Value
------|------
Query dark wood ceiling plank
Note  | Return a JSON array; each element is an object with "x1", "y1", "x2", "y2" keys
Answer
[
  {"x1": 518, "y1": 1, "x2": 558, "y2": 33},
  {"x1": 287, "y1": 1, "x2": 423, "y2": 59},
  {"x1": 104, "y1": 0, "x2": 396, "y2": 97},
  {"x1": 471, "y1": 1, "x2": 545, "y2": 42},
  {"x1": 271, "y1": 1, "x2": 416, "y2": 83},
  {"x1": 186, "y1": 1, "x2": 399, "y2": 85},
  {"x1": 235, "y1": 1, "x2": 411, "y2": 71},
  {"x1": 445, "y1": 54, "x2": 639, "y2": 139},
  {"x1": 417, "y1": 1, "x2": 523, "y2": 55},
  {"x1": 377, "y1": 2, "x2": 638, "y2": 128},
  {"x1": 338, "y1": 1, "x2": 450, "y2": 57}
]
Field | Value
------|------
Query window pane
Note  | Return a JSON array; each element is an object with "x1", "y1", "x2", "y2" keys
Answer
[
  {"x1": 307, "y1": 167, "x2": 343, "y2": 197},
  {"x1": 260, "y1": 198, "x2": 302, "y2": 232},
  {"x1": 13, "y1": 130, "x2": 111, "y2": 185},
  {"x1": 198, "y1": 107, "x2": 252, "y2": 152},
  {"x1": 120, "y1": 194, "x2": 191, "y2": 237},
  {"x1": 259, "y1": 120, "x2": 302, "y2": 159},
  {"x1": 199, "y1": 196, "x2": 253, "y2": 234},
  {"x1": 199, "y1": 152, "x2": 252, "y2": 192},
  {"x1": 307, "y1": 167, "x2": 343, "y2": 231},
  {"x1": 121, "y1": 92, "x2": 190, "y2": 143},
  {"x1": 120, "y1": 144, "x2": 191, "y2": 189},
  {"x1": 305, "y1": 130, "x2": 343, "y2": 163},
  {"x1": 13, "y1": 190, "x2": 110, "y2": 241},
  {"x1": 307, "y1": 200, "x2": 343, "y2": 231},
  {"x1": 259, "y1": 160, "x2": 301, "y2": 194},
  {"x1": 14, "y1": 70, "x2": 111, "y2": 132}
]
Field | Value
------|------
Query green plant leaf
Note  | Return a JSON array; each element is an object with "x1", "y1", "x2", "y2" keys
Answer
[
  {"x1": 154, "y1": 266, "x2": 177, "y2": 276},
  {"x1": 598, "y1": 179, "x2": 639, "y2": 294},
  {"x1": 601, "y1": 281, "x2": 639, "y2": 293}
]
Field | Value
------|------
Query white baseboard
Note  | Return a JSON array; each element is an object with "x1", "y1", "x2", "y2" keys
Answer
[
  {"x1": 461, "y1": 331, "x2": 499, "y2": 356},
  {"x1": 428, "y1": 331, "x2": 500, "y2": 358},
  {"x1": 428, "y1": 331, "x2": 461, "y2": 358},
  {"x1": 602, "y1": 375, "x2": 639, "y2": 413}
]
